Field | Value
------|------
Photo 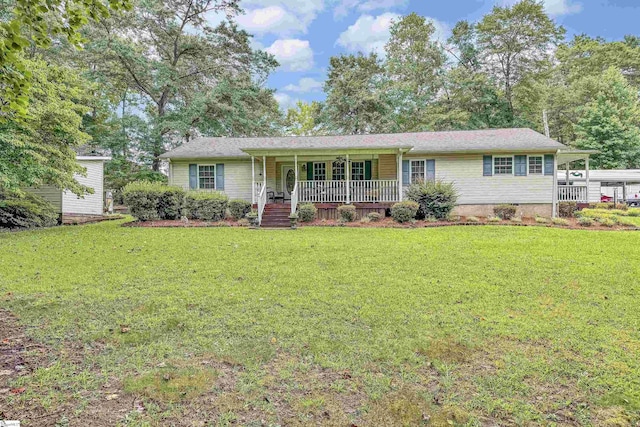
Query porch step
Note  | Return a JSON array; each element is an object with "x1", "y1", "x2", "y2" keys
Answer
[{"x1": 261, "y1": 204, "x2": 293, "y2": 228}]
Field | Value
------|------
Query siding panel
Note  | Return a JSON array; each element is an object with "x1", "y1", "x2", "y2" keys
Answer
[{"x1": 62, "y1": 160, "x2": 104, "y2": 215}]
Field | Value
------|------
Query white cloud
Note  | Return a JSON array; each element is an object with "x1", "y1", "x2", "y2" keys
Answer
[
  {"x1": 499, "y1": 0, "x2": 582, "y2": 16},
  {"x1": 236, "y1": 6, "x2": 305, "y2": 36},
  {"x1": 283, "y1": 77, "x2": 324, "y2": 93},
  {"x1": 336, "y1": 13, "x2": 400, "y2": 56},
  {"x1": 543, "y1": 0, "x2": 582, "y2": 16},
  {"x1": 336, "y1": 13, "x2": 450, "y2": 56},
  {"x1": 265, "y1": 39, "x2": 314, "y2": 71},
  {"x1": 274, "y1": 92, "x2": 300, "y2": 110},
  {"x1": 333, "y1": 0, "x2": 408, "y2": 19},
  {"x1": 237, "y1": 0, "x2": 326, "y2": 35}
]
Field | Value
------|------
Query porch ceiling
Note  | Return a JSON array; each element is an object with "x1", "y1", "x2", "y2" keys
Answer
[{"x1": 557, "y1": 149, "x2": 598, "y2": 164}]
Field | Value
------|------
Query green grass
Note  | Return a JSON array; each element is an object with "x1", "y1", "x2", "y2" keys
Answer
[{"x1": 1, "y1": 220, "x2": 640, "y2": 425}]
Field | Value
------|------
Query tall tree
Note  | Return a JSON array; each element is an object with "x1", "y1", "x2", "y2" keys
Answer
[
  {"x1": 383, "y1": 13, "x2": 447, "y2": 131},
  {"x1": 284, "y1": 101, "x2": 324, "y2": 136},
  {"x1": 475, "y1": 0, "x2": 564, "y2": 119},
  {"x1": 324, "y1": 53, "x2": 388, "y2": 135},
  {"x1": 0, "y1": 0, "x2": 131, "y2": 120},
  {"x1": 574, "y1": 67, "x2": 640, "y2": 169},
  {"x1": 0, "y1": 56, "x2": 93, "y2": 193},
  {"x1": 94, "y1": 0, "x2": 277, "y2": 169}
]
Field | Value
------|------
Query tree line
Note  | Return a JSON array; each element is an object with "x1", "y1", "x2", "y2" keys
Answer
[{"x1": 1, "y1": 0, "x2": 640, "y2": 198}]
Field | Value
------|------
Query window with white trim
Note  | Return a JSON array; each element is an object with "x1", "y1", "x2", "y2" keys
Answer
[
  {"x1": 528, "y1": 156, "x2": 543, "y2": 175},
  {"x1": 198, "y1": 165, "x2": 216, "y2": 189},
  {"x1": 410, "y1": 160, "x2": 426, "y2": 184},
  {"x1": 351, "y1": 161, "x2": 365, "y2": 181},
  {"x1": 332, "y1": 161, "x2": 345, "y2": 181},
  {"x1": 493, "y1": 157, "x2": 513, "y2": 175},
  {"x1": 313, "y1": 162, "x2": 326, "y2": 181}
]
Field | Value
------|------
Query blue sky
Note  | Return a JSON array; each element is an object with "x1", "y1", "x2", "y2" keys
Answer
[{"x1": 213, "y1": 0, "x2": 640, "y2": 111}]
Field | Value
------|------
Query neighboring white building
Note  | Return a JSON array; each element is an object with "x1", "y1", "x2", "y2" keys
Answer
[
  {"x1": 558, "y1": 169, "x2": 640, "y2": 203},
  {"x1": 27, "y1": 154, "x2": 111, "y2": 217}
]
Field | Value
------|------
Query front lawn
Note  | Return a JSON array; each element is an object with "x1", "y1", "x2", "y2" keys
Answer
[{"x1": 1, "y1": 221, "x2": 640, "y2": 426}]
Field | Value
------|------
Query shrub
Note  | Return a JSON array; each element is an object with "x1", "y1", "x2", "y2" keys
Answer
[
  {"x1": 552, "y1": 217, "x2": 569, "y2": 226},
  {"x1": 0, "y1": 191, "x2": 59, "y2": 228},
  {"x1": 493, "y1": 204, "x2": 517, "y2": 220},
  {"x1": 366, "y1": 212, "x2": 382, "y2": 222},
  {"x1": 122, "y1": 181, "x2": 164, "y2": 221},
  {"x1": 466, "y1": 216, "x2": 480, "y2": 223},
  {"x1": 558, "y1": 202, "x2": 578, "y2": 218},
  {"x1": 184, "y1": 191, "x2": 228, "y2": 221},
  {"x1": 535, "y1": 216, "x2": 549, "y2": 224},
  {"x1": 487, "y1": 216, "x2": 501, "y2": 223},
  {"x1": 360, "y1": 217, "x2": 371, "y2": 224},
  {"x1": 229, "y1": 199, "x2": 252, "y2": 220},
  {"x1": 628, "y1": 208, "x2": 640, "y2": 217},
  {"x1": 237, "y1": 218, "x2": 250, "y2": 227},
  {"x1": 405, "y1": 180, "x2": 458, "y2": 220},
  {"x1": 391, "y1": 201, "x2": 419, "y2": 223},
  {"x1": 595, "y1": 202, "x2": 628, "y2": 211},
  {"x1": 578, "y1": 217, "x2": 593, "y2": 227},
  {"x1": 158, "y1": 186, "x2": 185, "y2": 220},
  {"x1": 297, "y1": 203, "x2": 317, "y2": 222},
  {"x1": 600, "y1": 218, "x2": 617, "y2": 228},
  {"x1": 337, "y1": 205, "x2": 357, "y2": 222}
]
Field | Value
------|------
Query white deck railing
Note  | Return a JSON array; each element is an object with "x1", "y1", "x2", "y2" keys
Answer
[
  {"x1": 291, "y1": 182, "x2": 298, "y2": 215},
  {"x1": 298, "y1": 180, "x2": 399, "y2": 203},
  {"x1": 558, "y1": 185, "x2": 587, "y2": 202},
  {"x1": 350, "y1": 180, "x2": 398, "y2": 202},
  {"x1": 257, "y1": 184, "x2": 267, "y2": 225}
]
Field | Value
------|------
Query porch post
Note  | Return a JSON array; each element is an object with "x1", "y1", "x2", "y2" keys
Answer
[
  {"x1": 263, "y1": 155, "x2": 267, "y2": 190},
  {"x1": 294, "y1": 154, "x2": 298, "y2": 182},
  {"x1": 585, "y1": 156, "x2": 590, "y2": 204},
  {"x1": 565, "y1": 162, "x2": 570, "y2": 187},
  {"x1": 397, "y1": 151, "x2": 403, "y2": 201},
  {"x1": 346, "y1": 154, "x2": 351, "y2": 204},
  {"x1": 251, "y1": 156, "x2": 256, "y2": 205},
  {"x1": 552, "y1": 154, "x2": 558, "y2": 218}
]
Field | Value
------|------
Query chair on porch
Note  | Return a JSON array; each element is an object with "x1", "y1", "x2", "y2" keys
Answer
[{"x1": 266, "y1": 187, "x2": 285, "y2": 203}]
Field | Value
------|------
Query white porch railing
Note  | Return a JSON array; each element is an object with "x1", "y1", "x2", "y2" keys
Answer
[
  {"x1": 350, "y1": 180, "x2": 398, "y2": 202},
  {"x1": 291, "y1": 182, "x2": 298, "y2": 215},
  {"x1": 257, "y1": 184, "x2": 267, "y2": 225},
  {"x1": 558, "y1": 185, "x2": 587, "y2": 202},
  {"x1": 298, "y1": 180, "x2": 399, "y2": 203}
]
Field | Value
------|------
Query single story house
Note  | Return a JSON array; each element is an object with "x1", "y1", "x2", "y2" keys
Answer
[
  {"x1": 27, "y1": 152, "x2": 111, "y2": 220},
  {"x1": 159, "y1": 128, "x2": 593, "y2": 226}
]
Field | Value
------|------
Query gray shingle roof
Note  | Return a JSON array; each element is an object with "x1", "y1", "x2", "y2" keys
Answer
[{"x1": 159, "y1": 128, "x2": 567, "y2": 159}]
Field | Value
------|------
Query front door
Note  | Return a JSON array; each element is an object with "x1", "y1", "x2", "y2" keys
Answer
[{"x1": 282, "y1": 164, "x2": 295, "y2": 200}]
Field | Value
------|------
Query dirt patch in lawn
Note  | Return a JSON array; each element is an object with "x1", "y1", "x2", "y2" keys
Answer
[{"x1": 0, "y1": 307, "x2": 134, "y2": 426}]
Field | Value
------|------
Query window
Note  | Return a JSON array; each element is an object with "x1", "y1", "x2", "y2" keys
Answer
[
  {"x1": 493, "y1": 157, "x2": 513, "y2": 175},
  {"x1": 351, "y1": 161, "x2": 365, "y2": 181},
  {"x1": 528, "y1": 156, "x2": 543, "y2": 175},
  {"x1": 410, "y1": 160, "x2": 426, "y2": 184},
  {"x1": 332, "y1": 161, "x2": 345, "y2": 181},
  {"x1": 198, "y1": 165, "x2": 216, "y2": 189},
  {"x1": 313, "y1": 162, "x2": 326, "y2": 181}
]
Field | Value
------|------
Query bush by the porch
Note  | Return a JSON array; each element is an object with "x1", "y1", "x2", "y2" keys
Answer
[
  {"x1": 298, "y1": 203, "x2": 317, "y2": 222},
  {"x1": 493, "y1": 204, "x2": 517, "y2": 220},
  {"x1": 184, "y1": 191, "x2": 228, "y2": 221},
  {"x1": 391, "y1": 201, "x2": 419, "y2": 223},
  {"x1": 123, "y1": 181, "x2": 185, "y2": 221},
  {"x1": 405, "y1": 180, "x2": 458, "y2": 220},
  {"x1": 123, "y1": 181, "x2": 163, "y2": 221},
  {"x1": 0, "y1": 191, "x2": 59, "y2": 228},
  {"x1": 337, "y1": 205, "x2": 357, "y2": 222},
  {"x1": 229, "y1": 199, "x2": 252, "y2": 220},
  {"x1": 558, "y1": 202, "x2": 578, "y2": 218},
  {"x1": 366, "y1": 212, "x2": 382, "y2": 222}
]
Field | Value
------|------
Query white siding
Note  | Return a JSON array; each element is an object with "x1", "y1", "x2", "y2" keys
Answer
[
  {"x1": 407, "y1": 153, "x2": 554, "y2": 205},
  {"x1": 62, "y1": 159, "x2": 105, "y2": 215},
  {"x1": 25, "y1": 186, "x2": 62, "y2": 212},
  {"x1": 171, "y1": 160, "x2": 254, "y2": 201}
]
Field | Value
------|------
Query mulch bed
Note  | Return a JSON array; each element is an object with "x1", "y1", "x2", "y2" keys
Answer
[{"x1": 122, "y1": 217, "x2": 639, "y2": 231}]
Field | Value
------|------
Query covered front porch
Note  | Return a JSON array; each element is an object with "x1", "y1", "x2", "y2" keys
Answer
[
  {"x1": 555, "y1": 150, "x2": 597, "y2": 204},
  {"x1": 244, "y1": 147, "x2": 411, "y2": 224}
]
